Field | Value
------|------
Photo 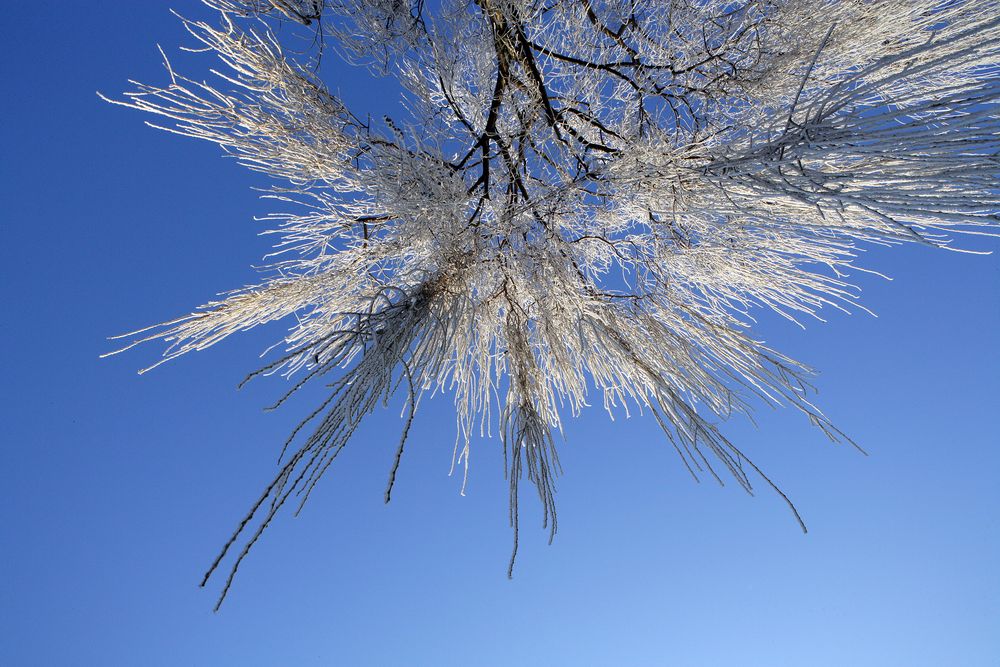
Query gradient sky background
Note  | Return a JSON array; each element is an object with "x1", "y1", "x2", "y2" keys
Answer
[{"x1": 2, "y1": 3, "x2": 999, "y2": 665}]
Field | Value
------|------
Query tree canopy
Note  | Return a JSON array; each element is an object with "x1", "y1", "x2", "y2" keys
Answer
[{"x1": 104, "y1": 0, "x2": 1000, "y2": 608}]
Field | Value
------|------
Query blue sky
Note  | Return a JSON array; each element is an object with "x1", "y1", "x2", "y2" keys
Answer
[{"x1": 2, "y1": 3, "x2": 999, "y2": 665}]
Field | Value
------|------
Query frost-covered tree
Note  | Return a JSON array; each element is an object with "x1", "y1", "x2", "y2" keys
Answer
[{"x1": 104, "y1": 0, "x2": 1000, "y2": 608}]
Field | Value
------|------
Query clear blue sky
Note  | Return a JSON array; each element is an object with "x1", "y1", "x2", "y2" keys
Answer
[{"x1": 2, "y1": 4, "x2": 999, "y2": 665}]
